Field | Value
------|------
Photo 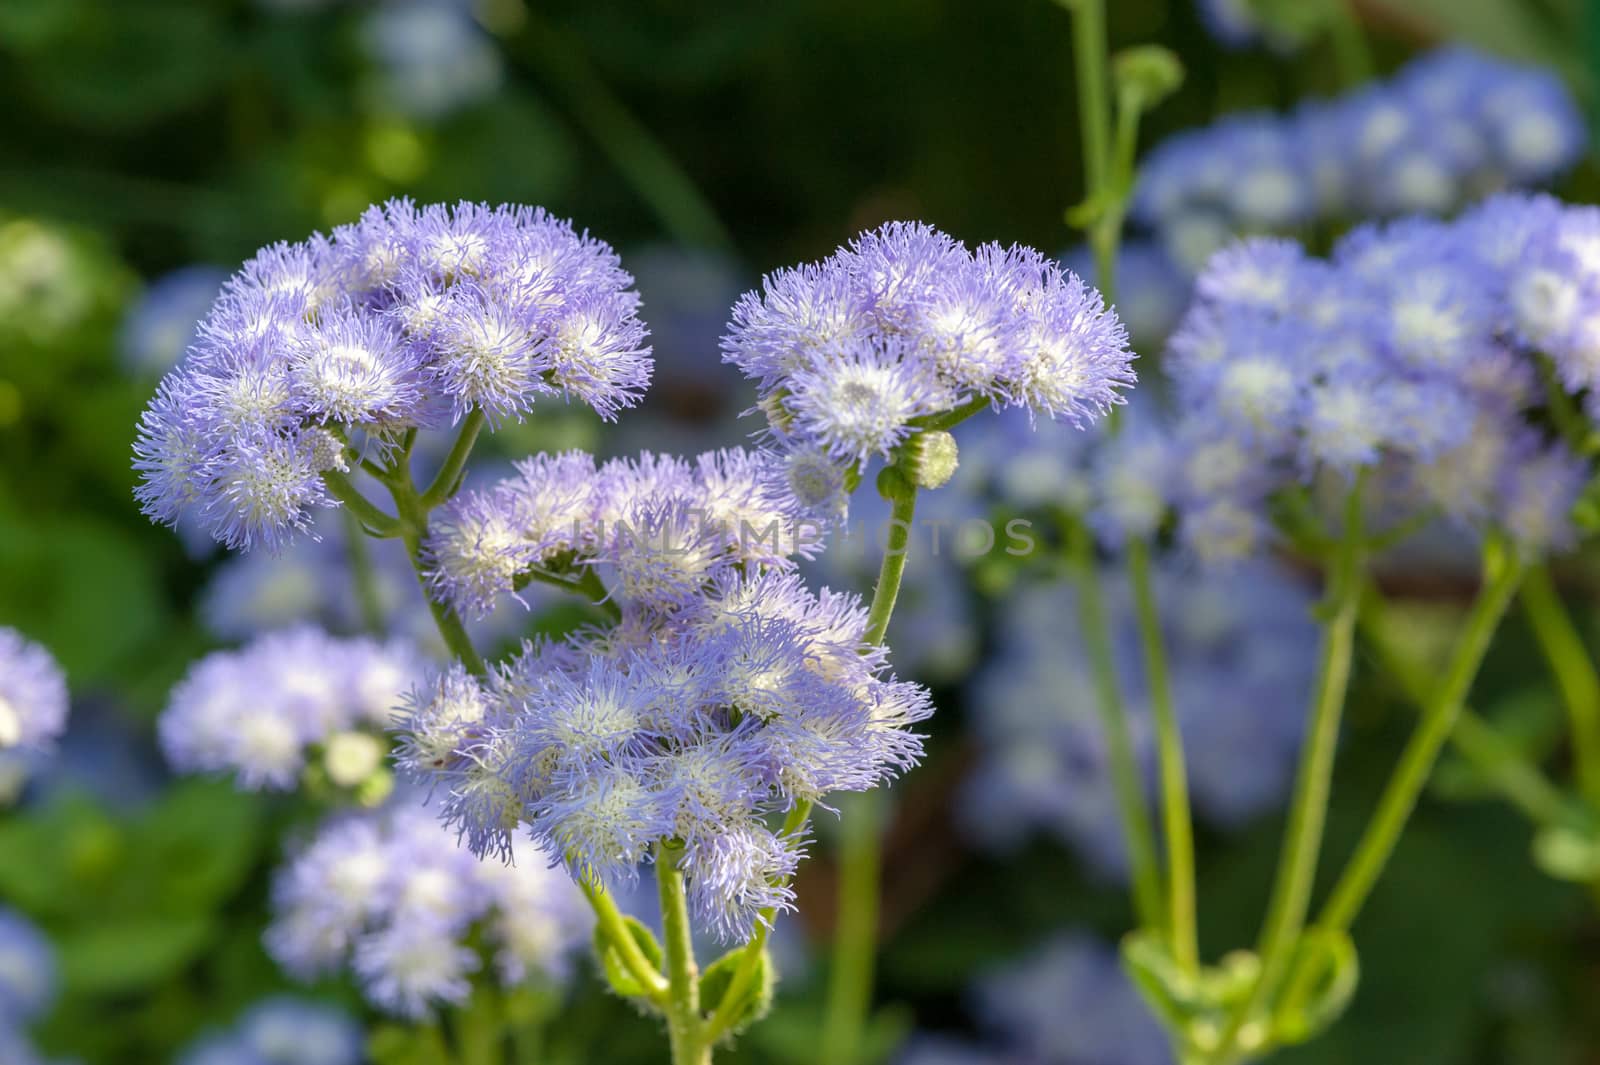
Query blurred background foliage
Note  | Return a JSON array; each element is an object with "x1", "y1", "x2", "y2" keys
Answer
[{"x1": 2, "y1": 1, "x2": 1600, "y2": 1063}]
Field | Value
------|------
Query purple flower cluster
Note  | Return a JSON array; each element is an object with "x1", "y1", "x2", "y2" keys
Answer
[
  {"x1": 266, "y1": 796, "x2": 590, "y2": 1018},
  {"x1": 0, "y1": 907, "x2": 56, "y2": 1029},
  {"x1": 722, "y1": 222, "x2": 1133, "y2": 509},
  {"x1": 423, "y1": 447, "x2": 816, "y2": 618},
  {"x1": 397, "y1": 566, "x2": 933, "y2": 941},
  {"x1": 175, "y1": 997, "x2": 362, "y2": 1065},
  {"x1": 134, "y1": 200, "x2": 650, "y2": 551},
  {"x1": 159, "y1": 627, "x2": 422, "y2": 791},
  {"x1": 896, "y1": 932, "x2": 1170, "y2": 1065},
  {"x1": 963, "y1": 559, "x2": 1316, "y2": 874},
  {"x1": 1134, "y1": 48, "x2": 1585, "y2": 273},
  {"x1": 1161, "y1": 196, "x2": 1596, "y2": 561},
  {"x1": 0, "y1": 628, "x2": 68, "y2": 755}
]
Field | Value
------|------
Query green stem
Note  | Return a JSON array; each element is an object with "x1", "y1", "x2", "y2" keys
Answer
[
  {"x1": 1521, "y1": 563, "x2": 1600, "y2": 809},
  {"x1": 512, "y1": 15, "x2": 733, "y2": 252},
  {"x1": 1317, "y1": 538, "x2": 1522, "y2": 938},
  {"x1": 385, "y1": 473, "x2": 488, "y2": 678},
  {"x1": 581, "y1": 877, "x2": 669, "y2": 1001},
  {"x1": 1359, "y1": 587, "x2": 1571, "y2": 827},
  {"x1": 1064, "y1": 514, "x2": 1166, "y2": 934},
  {"x1": 421, "y1": 408, "x2": 486, "y2": 509},
  {"x1": 702, "y1": 801, "x2": 812, "y2": 1044},
  {"x1": 1326, "y1": 0, "x2": 1374, "y2": 88},
  {"x1": 341, "y1": 507, "x2": 388, "y2": 636},
  {"x1": 1210, "y1": 481, "x2": 1366, "y2": 1063},
  {"x1": 909, "y1": 394, "x2": 992, "y2": 432},
  {"x1": 454, "y1": 985, "x2": 503, "y2": 1065},
  {"x1": 862, "y1": 476, "x2": 918, "y2": 647},
  {"x1": 818, "y1": 795, "x2": 885, "y2": 1065},
  {"x1": 323, "y1": 469, "x2": 403, "y2": 538},
  {"x1": 658, "y1": 845, "x2": 710, "y2": 1065},
  {"x1": 1129, "y1": 537, "x2": 1198, "y2": 974}
]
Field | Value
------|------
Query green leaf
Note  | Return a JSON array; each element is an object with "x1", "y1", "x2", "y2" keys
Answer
[
  {"x1": 701, "y1": 946, "x2": 776, "y2": 1036},
  {"x1": 55, "y1": 914, "x2": 215, "y2": 995},
  {"x1": 593, "y1": 915, "x2": 665, "y2": 1001}
]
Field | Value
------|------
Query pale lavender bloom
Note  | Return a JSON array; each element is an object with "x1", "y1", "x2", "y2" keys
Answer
[
  {"x1": 177, "y1": 997, "x2": 362, "y2": 1065},
  {"x1": 362, "y1": 2, "x2": 502, "y2": 120},
  {"x1": 134, "y1": 200, "x2": 650, "y2": 552},
  {"x1": 398, "y1": 562, "x2": 934, "y2": 941},
  {"x1": 0, "y1": 907, "x2": 56, "y2": 1026},
  {"x1": 723, "y1": 222, "x2": 1133, "y2": 502},
  {"x1": 0, "y1": 629, "x2": 68, "y2": 755},
  {"x1": 267, "y1": 795, "x2": 589, "y2": 1018},
  {"x1": 963, "y1": 559, "x2": 1317, "y2": 873},
  {"x1": 159, "y1": 628, "x2": 422, "y2": 790},
  {"x1": 1060, "y1": 241, "x2": 1189, "y2": 349},
  {"x1": 118, "y1": 265, "x2": 228, "y2": 376},
  {"x1": 972, "y1": 932, "x2": 1171, "y2": 1065}
]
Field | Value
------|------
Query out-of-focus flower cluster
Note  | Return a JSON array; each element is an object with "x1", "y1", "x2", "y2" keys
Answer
[
  {"x1": 0, "y1": 907, "x2": 64, "y2": 1065},
  {"x1": 399, "y1": 559, "x2": 932, "y2": 942},
  {"x1": 897, "y1": 932, "x2": 1169, "y2": 1065},
  {"x1": 964, "y1": 559, "x2": 1316, "y2": 875},
  {"x1": 175, "y1": 997, "x2": 362, "y2": 1065},
  {"x1": 134, "y1": 200, "x2": 651, "y2": 551},
  {"x1": 159, "y1": 627, "x2": 422, "y2": 792},
  {"x1": 722, "y1": 222, "x2": 1134, "y2": 515},
  {"x1": 1134, "y1": 48, "x2": 1585, "y2": 273},
  {"x1": 1152, "y1": 194, "x2": 1599, "y2": 562},
  {"x1": 266, "y1": 797, "x2": 590, "y2": 1018},
  {"x1": 0, "y1": 628, "x2": 68, "y2": 756}
]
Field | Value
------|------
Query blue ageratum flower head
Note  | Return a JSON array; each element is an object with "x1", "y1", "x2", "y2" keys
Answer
[
  {"x1": 0, "y1": 906, "x2": 57, "y2": 1027},
  {"x1": 0, "y1": 628, "x2": 68, "y2": 755},
  {"x1": 423, "y1": 446, "x2": 816, "y2": 619},
  {"x1": 1132, "y1": 47, "x2": 1585, "y2": 273},
  {"x1": 1060, "y1": 240, "x2": 1189, "y2": 351},
  {"x1": 971, "y1": 932, "x2": 1171, "y2": 1065},
  {"x1": 397, "y1": 563, "x2": 934, "y2": 942},
  {"x1": 722, "y1": 221, "x2": 1133, "y2": 494},
  {"x1": 159, "y1": 627, "x2": 422, "y2": 791},
  {"x1": 963, "y1": 558, "x2": 1317, "y2": 872},
  {"x1": 176, "y1": 996, "x2": 363, "y2": 1065},
  {"x1": 118, "y1": 265, "x2": 229, "y2": 377},
  {"x1": 1162, "y1": 204, "x2": 1595, "y2": 563},
  {"x1": 266, "y1": 794, "x2": 590, "y2": 1018},
  {"x1": 134, "y1": 200, "x2": 650, "y2": 551}
]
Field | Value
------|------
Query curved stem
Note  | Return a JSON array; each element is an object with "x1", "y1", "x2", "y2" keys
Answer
[
  {"x1": 1210, "y1": 481, "x2": 1366, "y2": 1063},
  {"x1": 862, "y1": 478, "x2": 918, "y2": 647},
  {"x1": 657, "y1": 845, "x2": 709, "y2": 1065},
  {"x1": 1360, "y1": 586, "x2": 1571, "y2": 827},
  {"x1": 581, "y1": 877, "x2": 669, "y2": 1001},
  {"x1": 385, "y1": 472, "x2": 488, "y2": 677},
  {"x1": 702, "y1": 800, "x2": 812, "y2": 1044},
  {"x1": 1129, "y1": 538, "x2": 1198, "y2": 974},
  {"x1": 341, "y1": 507, "x2": 388, "y2": 636},
  {"x1": 421, "y1": 408, "x2": 486, "y2": 509},
  {"x1": 323, "y1": 470, "x2": 403, "y2": 538},
  {"x1": 1520, "y1": 563, "x2": 1600, "y2": 809},
  {"x1": 1312, "y1": 540, "x2": 1522, "y2": 940},
  {"x1": 818, "y1": 795, "x2": 885, "y2": 1065},
  {"x1": 1064, "y1": 514, "x2": 1166, "y2": 934}
]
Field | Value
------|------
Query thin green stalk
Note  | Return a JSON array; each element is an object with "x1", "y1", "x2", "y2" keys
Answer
[
  {"x1": 657, "y1": 846, "x2": 709, "y2": 1065},
  {"x1": 385, "y1": 471, "x2": 488, "y2": 677},
  {"x1": 511, "y1": 14, "x2": 733, "y2": 252},
  {"x1": 1209, "y1": 481, "x2": 1366, "y2": 1063},
  {"x1": 1065, "y1": 515, "x2": 1166, "y2": 934},
  {"x1": 341, "y1": 507, "x2": 388, "y2": 636},
  {"x1": 421, "y1": 408, "x2": 486, "y2": 508},
  {"x1": 1521, "y1": 563, "x2": 1600, "y2": 808},
  {"x1": 323, "y1": 469, "x2": 403, "y2": 538},
  {"x1": 1326, "y1": 0, "x2": 1374, "y2": 88},
  {"x1": 702, "y1": 801, "x2": 812, "y2": 1043},
  {"x1": 1317, "y1": 538, "x2": 1522, "y2": 938},
  {"x1": 816, "y1": 476, "x2": 917, "y2": 1063},
  {"x1": 453, "y1": 986, "x2": 503, "y2": 1065},
  {"x1": 581, "y1": 877, "x2": 669, "y2": 1001},
  {"x1": 819, "y1": 796, "x2": 885, "y2": 1065},
  {"x1": 1129, "y1": 538, "x2": 1198, "y2": 974},
  {"x1": 1360, "y1": 588, "x2": 1570, "y2": 827}
]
